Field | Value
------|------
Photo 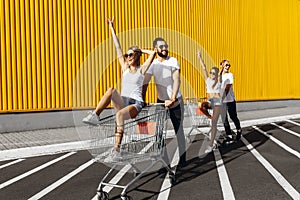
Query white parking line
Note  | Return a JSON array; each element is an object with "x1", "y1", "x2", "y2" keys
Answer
[
  {"x1": 0, "y1": 152, "x2": 75, "y2": 190},
  {"x1": 157, "y1": 148, "x2": 179, "y2": 200},
  {"x1": 285, "y1": 119, "x2": 300, "y2": 127},
  {"x1": 214, "y1": 149, "x2": 235, "y2": 200},
  {"x1": 241, "y1": 137, "x2": 300, "y2": 199},
  {"x1": 253, "y1": 126, "x2": 300, "y2": 159},
  {"x1": 28, "y1": 159, "x2": 95, "y2": 200},
  {"x1": 271, "y1": 123, "x2": 300, "y2": 138},
  {"x1": 0, "y1": 159, "x2": 25, "y2": 169}
]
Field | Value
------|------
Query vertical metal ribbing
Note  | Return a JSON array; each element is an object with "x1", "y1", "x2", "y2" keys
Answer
[{"x1": 1, "y1": 0, "x2": 300, "y2": 112}]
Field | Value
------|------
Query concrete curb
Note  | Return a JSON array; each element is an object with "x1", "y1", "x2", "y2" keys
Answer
[{"x1": 1, "y1": 113, "x2": 300, "y2": 161}]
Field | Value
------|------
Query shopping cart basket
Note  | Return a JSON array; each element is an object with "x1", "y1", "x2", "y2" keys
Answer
[
  {"x1": 185, "y1": 97, "x2": 213, "y2": 143},
  {"x1": 88, "y1": 105, "x2": 175, "y2": 200}
]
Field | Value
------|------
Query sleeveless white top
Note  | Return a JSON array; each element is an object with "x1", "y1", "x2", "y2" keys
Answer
[
  {"x1": 206, "y1": 78, "x2": 221, "y2": 93},
  {"x1": 121, "y1": 68, "x2": 144, "y2": 102}
]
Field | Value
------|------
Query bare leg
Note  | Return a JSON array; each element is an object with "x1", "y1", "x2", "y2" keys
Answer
[
  {"x1": 94, "y1": 87, "x2": 124, "y2": 115},
  {"x1": 199, "y1": 101, "x2": 212, "y2": 119},
  {"x1": 114, "y1": 105, "x2": 139, "y2": 151},
  {"x1": 209, "y1": 105, "x2": 221, "y2": 146}
]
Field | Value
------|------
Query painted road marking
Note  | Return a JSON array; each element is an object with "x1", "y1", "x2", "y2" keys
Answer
[
  {"x1": 271, "y1": 123, "x2": 300, "y2": 138},
  {"x1": 253, "y1": 126, "x2": 300, "y2": 159},
  {"x1": 28, "y1": 159, "x2": 95, "y2": 200},
  {"x1": 285, "y1": 119, "x2": 300, "y2": 127},
  {"x1": 0, "y1": 159, "x2": 25, "y2": 169},
  {"x1": 241, "y1": 137, "x2": 300, "y2": 199},
  {"x1": 157, "y1": 148, "x2": 179, "y2": 200},
  {"x1": 0, "y1": 152, "x2": 75, "y2": 190},
  {"x1": 214, "y1": 149, "x2": 235, "y2": 200}
]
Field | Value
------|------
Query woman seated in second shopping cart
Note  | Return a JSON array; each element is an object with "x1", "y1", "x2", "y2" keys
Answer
[
  {"x1": 197, "y1": 50, "x2": 223, "y2": 153},
  {"x1": 82, "y1": 17, "x2": 156, "y2": 162}
]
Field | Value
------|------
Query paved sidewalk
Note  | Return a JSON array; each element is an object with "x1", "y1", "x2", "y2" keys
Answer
[{"x1": 0, "y1": 100, "x2": 300, "y2": 161}]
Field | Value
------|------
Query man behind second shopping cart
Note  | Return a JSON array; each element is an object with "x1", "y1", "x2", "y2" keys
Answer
[{"x1": 143, "y1": 37, "x2": 187, "y2": 167}]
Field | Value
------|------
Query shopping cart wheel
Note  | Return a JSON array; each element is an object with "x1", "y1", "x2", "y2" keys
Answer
[
  {"x1": 169, "y1": 173, "x2": 176, "y2": 185},
  {"x1": 186, "y1": 136, "x2": 192, "y2": 143},
  {"x1": 121, "y1": 194, "x2": 133, "y2": 200},
  {"x1": 97, "y1": 191, "x2": 109, "y2": 200},
  {"x1": 133, "y1": 171, "x2": 140, "y2": 178}
]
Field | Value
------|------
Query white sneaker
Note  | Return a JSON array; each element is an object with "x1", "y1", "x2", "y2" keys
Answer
[
  {"x1": 104, "y1": 149, "x2": 123, "y2": 163},
  {"x1": 204, "y1": 144, "x2": 216, "y2": 154},
  {"x1": 82, "y1": 111, "x2": 100, "y2": 125}
]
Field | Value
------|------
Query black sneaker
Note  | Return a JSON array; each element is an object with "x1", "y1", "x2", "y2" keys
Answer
[
  {"x1": 158, "y1": 164, "x2": 172, "y2": 174},
  {"x1": 235, "y1": 130, "x2": 242, "y2": 141},
  {"x1": 223, "y1": 136, "x2": 234, "y2": 145}
]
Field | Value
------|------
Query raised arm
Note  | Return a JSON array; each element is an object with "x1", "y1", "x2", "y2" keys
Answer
[
  {"x1": 107, "y1": 17, "x2": 127, "y2": 71},
  {"x1": 139, "y1": 49, "x2": 156, "y2": 75},
  {"x1": 197, "y1": 50, "x2": 208, "y2": 80},
  {"x1": 218, "y1": 64, "x2": 224, "y2": 84},
  {"x1": 142, "y1": 73, "x2": 152, "y2": 102}
]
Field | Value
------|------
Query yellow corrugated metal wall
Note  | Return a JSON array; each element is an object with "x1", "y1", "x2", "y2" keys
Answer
[{"x1": 1, "y1": 0, "x2": 300, "y2": 113}]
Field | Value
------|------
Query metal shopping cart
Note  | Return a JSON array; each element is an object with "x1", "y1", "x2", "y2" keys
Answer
[
  {"x1": 186, "y1": 97, "x2": 224, "y2": 141},
  {"x1": 185, "y1": 97, "x2": 212, "y2": 143},
  {"x1": 88, "y1": 105, "x2": 175, "y2": 200}
]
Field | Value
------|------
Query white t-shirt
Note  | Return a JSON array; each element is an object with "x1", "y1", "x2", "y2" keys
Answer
[
  {"x1": 221, "y1": 72, "x2": 235, "y2": 103},
  {"x1": 206, "y1": 78, "x2": 221, "y2": 93},
  {"x1": 147, "y1": 57, "x2": 182, "y2": 100},
  {"x1": 121, "y1": 68, "x2": 144, "y2": 102}
]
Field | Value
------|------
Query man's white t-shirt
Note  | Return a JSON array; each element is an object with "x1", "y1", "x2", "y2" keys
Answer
[
  {"x1": 221, "y1": 72, "x2": 235, "y2": 103},
  {"x1": 147, "y1": 56, "x2": 182, "y2": 101}
]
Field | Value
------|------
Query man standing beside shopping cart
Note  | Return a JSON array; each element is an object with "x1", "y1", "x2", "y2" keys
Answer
[{"x1": 143, "y1": 37, "x2": 186, "y2": 167}]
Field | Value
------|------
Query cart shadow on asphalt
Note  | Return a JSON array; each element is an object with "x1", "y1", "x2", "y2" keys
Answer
[
  {"x1": 174, "y1": 126, "x2": 270, "y2": 185},
  {"x1": 106, "y1": 125, "x2": 272, "y2": 199}
]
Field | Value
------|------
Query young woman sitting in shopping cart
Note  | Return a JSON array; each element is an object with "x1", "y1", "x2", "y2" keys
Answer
[
  {"x1": 197, "y1": 50, "x2": 224, "y2": 153},
  {"x1": 83, "y1": 17, "x2": 156, "y2": 161}
]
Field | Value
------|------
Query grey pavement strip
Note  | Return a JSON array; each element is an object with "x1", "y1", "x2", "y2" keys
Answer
[
  {"x1": 0, "y1": 141, "x2": 89, "y2": 161},
  {"x1": 1, "y1": 114, "x2": 300, "y2": 162}
]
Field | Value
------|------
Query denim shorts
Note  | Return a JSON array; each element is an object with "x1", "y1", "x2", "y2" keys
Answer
[
  {"x1": 122, "y1": 96, "x2": 143, "y2": 112},
  {"x1": 208, "y1": 97, "x2": 222, "y2": 108}
]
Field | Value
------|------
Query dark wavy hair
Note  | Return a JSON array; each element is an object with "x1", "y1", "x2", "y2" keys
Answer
[{"x1": 153, "y1": 37, "x2": 166, "y2": 48}]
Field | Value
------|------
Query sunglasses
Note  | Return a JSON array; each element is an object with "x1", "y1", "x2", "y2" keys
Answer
[
  {"x1": 225, "y1": 64, "x2": 231, "y2": 67},
  {"x1": 124, "y1": 53, "x2": 135, "y2": 58},
  {"x1": 210, "y1": 72, "x2": 216, "y2": 75},
  {"x1": 158, "y1": 44, "x2": 168, "y2": 49}
]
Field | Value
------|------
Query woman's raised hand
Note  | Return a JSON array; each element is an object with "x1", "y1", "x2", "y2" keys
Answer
[
  {"x1": 107, "y1": 17, "x2": 115, "y2": 26},
  {"x1": 197, "y1": 50, "x2": 202, "y2": 59}
]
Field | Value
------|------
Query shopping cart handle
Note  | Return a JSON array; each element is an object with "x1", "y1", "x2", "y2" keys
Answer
[
  {"x1": 185, "y1": 97, "x2": 206, "y2": 101},
  {"x1": 145, "y1": 102, "x2": 166, "y2": 106}
]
